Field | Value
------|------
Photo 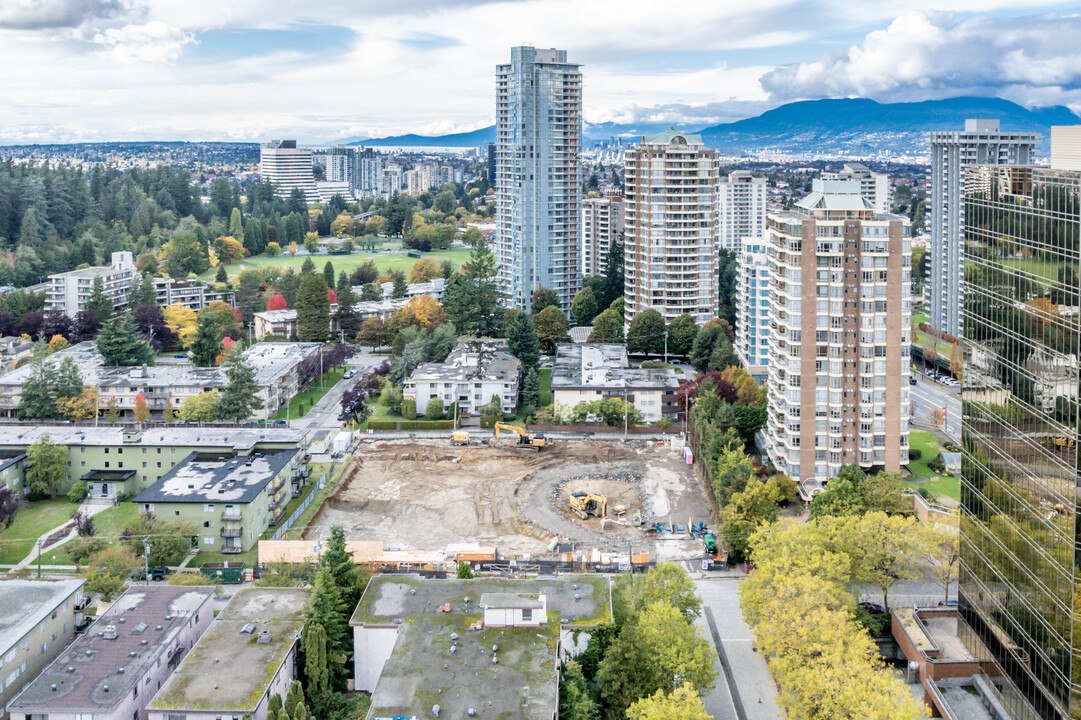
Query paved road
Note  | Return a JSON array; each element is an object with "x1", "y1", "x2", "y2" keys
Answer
[
  {"x1": 292, "y1": 350, "x2": 389, "y2": 434},
  {"x1": 910, "y1": 373, "x2": 961, "y2": 440},
  {"x1": 694, "y1": 577, "x2": 784, "y2": 720}
]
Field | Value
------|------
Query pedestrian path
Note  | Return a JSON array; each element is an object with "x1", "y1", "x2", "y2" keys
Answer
[{"x1": 12, "y1": 500, "x2": 111, "y2": 570}]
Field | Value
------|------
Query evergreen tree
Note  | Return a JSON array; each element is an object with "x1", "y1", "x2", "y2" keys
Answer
[
  {"x1": 391, "y1": 271, "x2": 408, "y2": 299},
  {"x1": 85, "y1": 276, "x2": 113, "y2": 319},
  {"x1": 335, "y1": 282, "x2": 359, "y2": 339},
  {"x1": 322, "y1": 261, "x2": 335, "y2": 290},
  {"x1": 521, "y1": 366, "x2": 540, "y2": 414},
  {"x1": 215, "y1": 348, "x2": 264, "y2": 421},
  {"x1": 689, "y1": 324, "x2": 720, "y2": 373},
  {"x1": 229, "y1": 207, "x2": 244, "y2": 238},
  {"x1": 601, "y1": 236, "x2": 625, "y2": 308},
  {"x1": 215, "y1": 265, "x2": 228, "y2": 284},
  {"x1": 54, "y1": 356, "x2": 83, "y2": 402},
  {"x1": 442, "y1": 242, "x2": 505, "y2": 337},
  {"x1": 301, "y1": 257, "x2": 316, "y2": 275},
  {"x1": 268, "y1": 694, "x2": 283, "y2": 719},
  {"x1": 189, "y1": 312, "x2": 223, "y2": 367},
  {"x1": 132, "y1": 273, "x2": 158, "y2": 310},
  {"x1": 506, "y1": 311, "x2": 540, "y2": 370},
  {"x1": 319, "y1": 526, "x2": 363, "y2": 609},
  {"x1": 283, "y1": 681, "x2": 305, "y2": 719},
  {"x1": 301, "y1": 623, "x2": 329, "y2": 695},
  {"x1": 235, "y1": 270, "x2": 265, "y2": 325},
  {"x1": 95, "y1": 313, "x2": 155, "y2": 366},
  {"x1": 296, "y1": 272, "x2": 330, "y2": 342},
  {"x1": 18, "y1": 358, "x2": 59, "y2": 419},
  {"x1": 18, "y1": 208, "x2": 41, "y2": 250},
  {"x1": 307, "y1": 566, "x2": 347, "y2": 688},
  {"x1": 707, "y1": 334, "x2": 738, "y2": 372}
]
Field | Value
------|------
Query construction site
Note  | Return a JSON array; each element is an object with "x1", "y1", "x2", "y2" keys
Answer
[{"x1": 307, "y1": 437, "x2": 713, "y2": 560}]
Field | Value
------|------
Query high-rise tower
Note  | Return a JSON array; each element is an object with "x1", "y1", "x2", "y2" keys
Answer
[{"x1": 495, "y1": 46, "x2": 582, "y2": 311}]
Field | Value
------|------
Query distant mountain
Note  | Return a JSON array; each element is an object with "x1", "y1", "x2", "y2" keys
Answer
[
  {"x1": 695, "y1": 97, "x2": 1080, "y2": 155},
  {"x1": 340, "y1": 126, "x2": 496, "y2": 148}
]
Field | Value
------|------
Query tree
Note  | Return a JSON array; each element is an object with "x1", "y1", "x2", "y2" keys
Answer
[
  {"x1": 442, "y1": 241, "x2": 505, "y2": 337},
  {"x1": 615, "y1": 562, "x2": 702, "y2": 625},
  {"x1": 588, "y1": 308, "x2": 624, "y2": 343},
  {"x1": 189, "y1": 312, "x2": 224, "y2": 367},
  {"x1": 85, "y1": 276, "x2": 114, "y2": 319},
  {"x1": 57, "y1": 387, "x2": 98, "y2": 421},
  {"x1": 178, "y1": 391, "x2": 220, "y2": 421},
  {"x1": 267, "y1": 293, "x2": 288, "y2": 311},
  {"x1": 533, "y1": 305, "x2": 570, "y2": 354},
  {"x1": 356, "y1": 317, "x2": 390, "y2": 348},
  {"x1": 235, "y1": 270, "x2": 265, "y2": 324},
  {"x1": 26, "y1": 437, "x2": 69, "y2": 499},
  {"x1": 425, "y1": 396, "x2": 444, "y2": 420},
  {"x1": 0, "y1": 487, "x2": 22, "y2": 530},
  {"x1": 215, "y1": 235, "x2": 246, "y2": 264},
  {"x1": 627, "y1": 310, "x2": 666, "y2": 355},
  {"x1": 216, "y1": 348, "x2": 264, "y2": 421},
  {"x1": 559, "y1": 660, "x2": 597, "y2": 720},
  {"x1": 387, "y1": 295, "x2": 447, "y2": 332},
  {"x1": 598, "y1": 602, "x2": 716, "y2": 719},
  {"x1": 707, "y1": 334, "x2": 738, "y2": 372},
  {"x1": 506, "y1": 311, "x2": 540, "y2": 371},
  {"x1": 132, "y1": 272, "x2": 158, "y2": 310},
  {"x1": 456, "y1": 562, "x2": 474, "y2": 579},
  {"x1": 162, "y1": 231, "x2": 209, "y2": 276},
  {"x1": 120, "y1": 512, "x2": 196, "y2": 566},
  {"x1": 164, "y1": 304, "x2": 198, "y2": 347},
  {"x1": 85, "y1": 546, "x2": 140, "y2": 601},
  {"x1": 626, "y1": 684, "x2": 710, "y2": 720},
  {"x1": 215, "y1": 265, "x2": 228, "y2": 284},
  {"x1": 809, "y1": 466, "x2": 907, "y2": 519},
  {"x1": 391, "y1": 271, "x2": 408, "y2": 299},
  {"x1": 924, "y1": 526, "x2": 960, "y2": 604},
  {"x1": 571, "y1": 287, "x2": 599, "y2": 327},
  {"x1": 133, "y1": 393, "x2": 149, "y2": 423},
  {"x1": 229, "y1": 207, "x2": 244, "y2": 237},
  {"x1": 666, "y1": 315, "x2": 698, "y2": 357},
  {"x1": 296, "y1": 272, "x2": 331, "y2": 342},
  {"x1": 95, "y1": 313, "x2": 155, "y2": 366},
  {"x1": 531, "y1": 286, "x2": 561, "y2": 313},
  {"x1": 335, "y1": 282, "x2": 359, "y2": 338},
  {"x1": 323, "y1": 260, "x2": 336, "y2": 289},
  {"x1": 409, "y1": 257, "x2": 442, "y2": 283},
  {"x1": 19, "y1": 357, "x2": 61, "y2": 419},
  {"x1": 359, "y1": 282, "x2": 381, "y2": 301},
  {"x1": 47, "y1": 334, "x2": 69, "y2": 354},
  {"x1": 307, "y1": 565, "x2": 348, "y2": 688},
  {"x1": 689, "y1": 325, "x2": 719, "y2": 373},
  {"x1": 133, "y1": 305, "x2": 177, "y2": 351},
  {"x1": 302, "y1": 622, "x2": 329, "y2": 695},
  {"x1": 719, "y1": 477, "x2": 783, "y2": 561},
  {"x1": 600, "y1": 237, "x2": 625, "y2": 308}
]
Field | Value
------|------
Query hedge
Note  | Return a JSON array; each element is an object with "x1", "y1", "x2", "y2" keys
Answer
[
  {"x1": 479, "y1": 415, "x2": 499, "y2": 429},
  {"x1": 366, "y1": 419, "x2": 455, "y2": 431},
  {"x1": 368, "y1": 420, "x2": 399, "y2": 430}
]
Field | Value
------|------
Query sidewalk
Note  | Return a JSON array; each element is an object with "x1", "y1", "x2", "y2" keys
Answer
[{"x1": 11, "y1": 500, "x2": 112, "y2": 570}]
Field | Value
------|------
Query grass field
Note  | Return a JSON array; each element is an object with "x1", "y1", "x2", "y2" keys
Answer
[
  {"x1": 0, "y1": 499, "x2": 79, "y2": 565},
  {"x1": 539, "y1": 368, "x2": 552, "y2": 406},
  {"x1": 1001, "y1": 259, "x2": 1062, "y2": 283},
  {"x1": 202, "y1": 248, "x2": 472, "y2": 283},
  {"x1": 273, "y1": 367, "x2": 346, "y2": 421},
  {"x1": 905, "y1": 430, "x2": 960, "y2": 502}
]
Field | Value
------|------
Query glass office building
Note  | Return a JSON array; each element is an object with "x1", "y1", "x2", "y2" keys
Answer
[{"x1": 959, "y1": 162, "x2": 1081, "y2": 720}]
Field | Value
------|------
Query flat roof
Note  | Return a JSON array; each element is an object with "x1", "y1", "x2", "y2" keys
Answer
[
  {"x1": 0, "y1": 426, "x2": 304, "y2": 452},
  {"x1": 479, "y1": 593, "x2": 544, "y2": 610},
  {"x1": 0, "y1": 579, "x2": 85, "y2": 652},
  {"x1": 407, "y1": 339, "x2": 519, "y2": 384},
  {"x1": 134, "y1": 449, "x2": 298, "y2": 504},
  {"x1": 550, "y1": 343, "x2": 681, "y2": 390},
  {"x1": 8, "y1": 586, "x2": 214, "y2": 714},
  {"x1": 148, "y1": 588, "x2": 308, "y2": 713},
  {"x1": 354, "y1": 576, "x2": 608, "y2": 720}
]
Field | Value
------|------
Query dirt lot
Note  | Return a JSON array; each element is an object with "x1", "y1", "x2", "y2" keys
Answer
[{"x1": 307, "y1": 438, "x2": 712, "y2": 557}]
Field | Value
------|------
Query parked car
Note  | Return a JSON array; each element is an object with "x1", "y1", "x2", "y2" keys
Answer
[
  {"x1": 174, "y1": 353, "x2": 187, "y2": 359},
  {"x1": 909, "y1": 377, "x2": 918, "y2": 385},
  {"x1": 344, "y1": 369, "x2": 356, "y2": 379}
]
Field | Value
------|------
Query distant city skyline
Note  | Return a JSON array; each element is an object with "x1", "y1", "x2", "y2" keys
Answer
[{"x1": 1, "y1": 1, "x2": 1080, "y2": 144}]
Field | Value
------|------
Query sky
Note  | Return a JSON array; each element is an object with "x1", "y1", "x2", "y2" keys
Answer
[{"x1": 1, "y1": 0, "x2": 1080, "y2": 144}]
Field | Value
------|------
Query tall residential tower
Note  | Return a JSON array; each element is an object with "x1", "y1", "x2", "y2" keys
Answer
[
  {"x1": 717, "y1": 170, "x2": 767, "y2": 253},
  {"x1": 762, "y1": 179, "x2": 911, "y2": 482},
  {"x1": 582, "y1": 190, "x2": 625, "y2": 277},
  {"x1": 928, "y1": 119, "x2": 1037, "y2": 337},
  {"x1": 495, "y1": 46, "x2": 583, "y2": 311},
  {"x1": 623, "y1": 130, "x2": 718, "y2": 326}
]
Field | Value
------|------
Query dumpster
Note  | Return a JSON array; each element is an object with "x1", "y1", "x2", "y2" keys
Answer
[{"x1": 198, "y1": 561, "x2": 246, "y2": 583}]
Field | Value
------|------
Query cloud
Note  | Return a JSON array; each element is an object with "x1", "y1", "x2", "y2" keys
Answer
[
  {"x1": 91, "y1": 20, "x2": 195, "y2": 63},
  {"x1": 760, "y1": 11, "x2": 1081, "y2": 111},
  {"x1": 0, "y1": 0, "x2": 134, "y2": 30}
]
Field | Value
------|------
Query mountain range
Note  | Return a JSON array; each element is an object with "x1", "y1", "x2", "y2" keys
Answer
[{"x1": 343, "y1": 97, "x2": 1079, "y2": 155}]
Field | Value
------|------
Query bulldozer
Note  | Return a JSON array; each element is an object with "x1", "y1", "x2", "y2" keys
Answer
[
  {"x1": 569, "y1": 492, "x2": 607, "y2": 519},
  {"x1": 489, "y1": 422, "x2": 547, "y2": 451}
]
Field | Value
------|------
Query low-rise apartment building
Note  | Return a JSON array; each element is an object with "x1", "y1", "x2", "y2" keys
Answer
[
  {"x1": 45, "y1": 252, "x2": 137, "y2": 318},
  {"x1": 403, "y1": 339, "x2": 520, "y2": 416},
  {"x1": 0, "y1": 342, "x2": 322, "y2": 421},
  {"x1": 0, "y1": 579, "x2": 87, "y2": 714},
  {"x1": 549, "y1": 343, "x2": 683, "y2": 423},
  {"x1": 147, "y1": 588, "x2": 308, "y2": 720},
  {"x1": 0, "y1": 426, "x2": 304, "y2": 501},
  {"x1": 134, "y1": 449, "x2": 302, "y2": 553},
  {"x1": 0, "y1": 338, "x2": 34, "y2": 373},
  {"x1": 153, "y1": 278, "x2": 235, "y2": 312},
  {"x1": 7, "y1": 586, "x2": 214, "y2": 720}
]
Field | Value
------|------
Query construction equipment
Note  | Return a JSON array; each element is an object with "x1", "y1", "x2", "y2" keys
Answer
[
  {"x1": 613, "y1": 504, "x2": 627, "y2": 520},
  {"x1": 451, "y1": 431, "x2": 471, "y2": 446},
  {"x1": 489, "y1": 422, "x2": 547, "y2": 450},
  {"x1": 704, "y1": 533, "x2": 716, "y2": 554},
  {"x1": 569, "y1": 492, "x2": 607, "y2": 520}
]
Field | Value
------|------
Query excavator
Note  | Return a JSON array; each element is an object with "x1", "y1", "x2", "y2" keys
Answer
[
  {"x1": 569, "y1": 492, "x2": 607, "y2": 519},
  {"x1": 489, "y1": 422, "x2": 548, "y2": 451}
]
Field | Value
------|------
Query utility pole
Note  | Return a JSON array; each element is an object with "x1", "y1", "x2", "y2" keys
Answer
[
  {"x1": 143, "y1": 538, "x2": 150, "y2": 585},
  {"x1": 36, "y1": 539, "x2": 42, "y2": 578},
  {"x1": 623, "y1": 386, "x2": 628, "y2": 442}
]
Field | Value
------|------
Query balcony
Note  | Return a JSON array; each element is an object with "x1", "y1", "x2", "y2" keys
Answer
[
  {"x1": 220, "y1": 527, "x2": 242, "y2": 539},
  {"x1": 221, "y1": 509, "x2": 242, "y2": 521},
  {"x1": 221, "y1": 545, "x2": 244, "y2": 554}
]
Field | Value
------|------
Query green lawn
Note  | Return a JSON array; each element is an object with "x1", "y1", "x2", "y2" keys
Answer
[
  {"x1": 0, "y1": 499, "x2": 79, "y2": 565},
  {"x1": 1001, "y1": 259, "x2": 1063, "y2": 283},
  {"x1": 539, "y1": 368, "x2": 552, "y2": 406},
  {"x1": 273, "y1": 367, "x2": 346, "y2": 420},
  {"x1": 905, "y1": 430, "x2": 961, "y2": 502},
  {"x1": 202, "y1": 248, "x2": 472, "y2": 283}
]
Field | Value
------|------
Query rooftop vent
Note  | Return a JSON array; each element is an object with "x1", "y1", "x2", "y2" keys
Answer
[
  {"x1": 257, "y1": 631, "x2": 271, "y2": 644},
  {"x1": 240, "y1": 623, "x2": 256, "y2": 635},
  {"x1": 155, "y1": 625, "x2": 162, "y2": 631},
  {"x1": 67, "y1": 667, "x2": 74, "y2": 673},
  {"x1": 102, "y1": 625, "x2": 118, "y2": 640},
  {"x1": 103, "y1": 685, "x2": 109, "y2": 693},
  {"x1": 140, "y1": 640, "x2": 147, "y2": 646},
  {"x1": 84, "y1": 650, "x2": 93, "y2": 657},
  {"x1": 132, "y1": 622, "x2": 148, "y2": 634},
  {"x1": 118, "y1": 618, "x2": 125, "y2": 624},
  {"x1": 118, "y1": 667, "x2": 125, "y2": 674},
  {"x1": 51, "y1": 684, "x2": 57, "y2": 692}
]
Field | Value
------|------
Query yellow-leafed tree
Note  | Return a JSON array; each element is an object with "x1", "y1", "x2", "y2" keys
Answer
[
  {"x1": 163, "y1": 304, "x2": 197, "y2": 347},
  {"x1": 627, "y1": 684, "x2": 710, "y2": 720},
  {"x1": 387, "y1": 294, "x2": 447, "y2": 332}
]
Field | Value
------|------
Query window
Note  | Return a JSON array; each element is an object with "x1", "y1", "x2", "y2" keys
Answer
[{"x1": 522, "y1": 609, "x2": 532, "y2": 621}]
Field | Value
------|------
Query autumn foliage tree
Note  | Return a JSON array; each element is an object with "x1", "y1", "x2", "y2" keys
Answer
[
  {"x1": 387, "y1": 294, "x2": 447, "y2": 332},
  {"x1": 133, "y1": 392, "x2": 149, "y2": 423},
  {"x1": 267, "y1": 293, "x2": 288, "y2": 311}
]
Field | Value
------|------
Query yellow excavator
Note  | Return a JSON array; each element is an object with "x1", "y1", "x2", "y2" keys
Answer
[
  {"x1": 569, "y1": 492, "x2": 607, "y2": 519},
  {"x1": 490, "y1": 422, "x2": 547, "y2": 451}
]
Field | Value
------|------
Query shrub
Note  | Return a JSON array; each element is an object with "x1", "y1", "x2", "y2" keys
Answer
[
  {"x1": 367, "y1": 420, "x2": 398, "y2": 431},
  {"x1": 944, "y1": 442, "x2": 962, "y2": 453},
  {"x1": 479, "y1": 415, "x2": 498, "y2": 429},
  {"x1": 425, "y1": 397, "x2": 444, "y2": 420},
  {"x1": 66, "y1": 481, "x2": 88, "y2": 503},
  {"x1": 402, "y1": 398, "x2": 417, "y2": 420},
  {"x1": 907, "y1": 448, "x2": 922, "y2": 461},
  {"x1": 926, "y1": 454, "x2": 947, "y2": 474},
  {"x1": 656, "y1": 417, "x2": 672, "y2": 429}
]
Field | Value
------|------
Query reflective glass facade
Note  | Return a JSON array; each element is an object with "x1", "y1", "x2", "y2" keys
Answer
[{"x1": 960, "y1": 164, "x2": 1081, "y2": 720}]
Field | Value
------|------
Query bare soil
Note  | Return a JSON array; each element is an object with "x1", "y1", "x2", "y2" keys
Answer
[{"x1": 307, "y1": 439, "x2": 711, "y2": 557}]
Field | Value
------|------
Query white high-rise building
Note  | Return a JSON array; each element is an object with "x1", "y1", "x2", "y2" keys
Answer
[
  {"x1": 762, "y1": 179, "x2": 911, "y2": 482},
  {"x1": 623, "y1": 130, "x2": 718, "y2": 326},
  {"x1": 382, "y1": 165, "x2": 403, "y2": 197},
  {"x1": 734, "y1": 238, "x2": 770, "y2": 381},
  {"x1": 496, "y1": 46, "x2": 583, "y2": 311},
  {"x1": 582, "y1": 191, "x2": 624, "y2": 277},
  {"x1": 821, "y1": 163, "x2": 891, "y2": 213},
  {"x1": 355, "y1": 147, "x2": 385, "y2": 198},
  {"x1": 259, "y1": 141, "x2": 317, "y2": 203},
  {"x1": 717, "y1": 171, "x2": 766, "y2": 253},
  {"x1": 928, "y1": 119, "x2": 1037, "y2": 337},
  {"x1": 324, "y1": 147, "x2": 351, "y2": 184}
]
